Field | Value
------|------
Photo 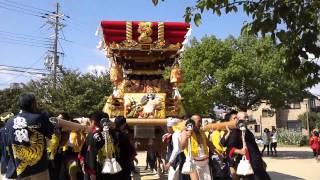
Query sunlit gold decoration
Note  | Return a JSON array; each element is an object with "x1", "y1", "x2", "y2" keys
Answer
[
  {"x1": 124, "y1": 93, "x2": 166, "y2": 119},
  {"x1": 122, "y1": 21, "x2": 138, "y2": 48},
  {"x1": 168, "y1": 43, "x2": 181, "y2": 51},
  {"x1": 170, "y1": 65, "x2": 182, "y2": 84},
  {"x1": 110, "y1": 61, "x2": 123, "y2": 86},
  {"x1": 138, "y1": 22, "x2": 153, "y2": 44},
  {"x1": 155, "y1": 22, "x2": 165, "y2": 48},
  {"x1": 126, "y1": 21, "x2": 133, "y2": 41}
]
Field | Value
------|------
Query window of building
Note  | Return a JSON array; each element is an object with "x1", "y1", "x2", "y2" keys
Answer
[
  {"x1": 287, "y1": 121, "x2": 302, "y2": 132},
  {"x1": 309, "y1": 99, "x2": 316, "y2": 108},
  {"x1": 262, "y1": 109, "x2": 268, "y2": 117},
  {"x1": 262, "y1": 108, "x2": 274, "y2": 117},
  {"x1": 289, "y1": 102, "x2": 301, "y2": 109},
  {"x1": 254, "y1": 125, "x2": 261, "y2": 133}
]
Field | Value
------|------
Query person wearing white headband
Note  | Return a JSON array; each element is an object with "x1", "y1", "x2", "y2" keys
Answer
[{"x1": 163, "y1": 118, "x2": 190, "y2": 180}]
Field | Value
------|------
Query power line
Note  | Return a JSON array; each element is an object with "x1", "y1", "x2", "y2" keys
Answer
[
  {"x1": 2, "y1": 0, "x2": 51, "y2": 13},
  {"x1": 0, "y1": 36, "x2": 52, "y2": 45},
  {"x1": 0, "y1": 65, "x2": 47, "y2": 71},
  {"x1": 0, "y1": 4, "x2": 46, "y2": 18},
  {"x1": 0, "y1": 71, "x2": 45, "y2": 77},
  {"x1": 58, "y1": 39, "x2": 65, "y2": 54},
  {"x1": 3, "y1": 52, "x2": 48, "y2": 83},
  {"x1": 0, "y1": 40, "x2": 50, "y2": 48},
  {"x1": 0, "y1": 69, "x2": 47, "y2": 74},
  {"x1": 0, "y1": 30, "x2": 50, "y2": 40},
  {"x1": 0, "y1": 37, "x2": 51, "y2": 46},
  {"x1": 0, "y1": 0, "x2": 49, "y2": 15},
  {"x1": 0, "y1": 33, "x2": 51, "y2": 43}
]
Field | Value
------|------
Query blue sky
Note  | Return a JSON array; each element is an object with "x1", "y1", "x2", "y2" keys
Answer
[{"x1": 0, "y1": 0, "x2": 319, "y2": 95}]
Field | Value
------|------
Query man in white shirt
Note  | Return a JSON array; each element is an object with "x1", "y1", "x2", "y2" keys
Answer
[{"x1": 163, "y1": 118, "x2": 187, "y2": 180}]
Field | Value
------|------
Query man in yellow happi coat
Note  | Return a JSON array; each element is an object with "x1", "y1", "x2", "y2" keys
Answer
[{"x1": 181, "y1": 115, "x2": 214, "y2": 180}]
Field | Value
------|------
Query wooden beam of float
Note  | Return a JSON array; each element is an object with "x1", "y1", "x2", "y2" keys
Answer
[
  {"x1": 120, "y1": 118, "x2": 239, "y2": 132},
  {"x1": 124, "y1": 118, "x2": 167, "y2": 126},
  {"x1": 56, "y1": 118, "x2": 89, "y2": 132},
  {"x1": 202, "y1": 120, "x2": 238, "y2": 131}
]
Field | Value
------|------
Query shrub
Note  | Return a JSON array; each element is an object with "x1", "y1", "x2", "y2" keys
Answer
[{"x1": 277, "y1": 128, "x2": 305, "y2": 146}]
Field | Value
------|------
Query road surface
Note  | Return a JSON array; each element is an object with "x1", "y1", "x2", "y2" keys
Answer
[{"x1": 134, "y1": 146, "x2": 320, "y2": 180}]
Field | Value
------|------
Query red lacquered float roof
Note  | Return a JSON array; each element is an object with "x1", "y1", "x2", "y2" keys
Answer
[{"x1": 100, "y1": 21, "x2": 190, "y2": 45}]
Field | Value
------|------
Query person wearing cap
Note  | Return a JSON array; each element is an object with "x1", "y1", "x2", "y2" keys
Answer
[
  {"x1": 114, "y1": 116, "x2": 136, "y2": 180},
  {"x1": 164, "y1": 118, "x2": 190, "y2": 180}
]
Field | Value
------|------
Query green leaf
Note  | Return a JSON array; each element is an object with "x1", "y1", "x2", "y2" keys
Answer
[
  {"x1": 152, "y1": 0, "x2": 158, "y2": 6},
  {"x1": 232, "y1": 6, "x2": 238, "y2": 12},
  {"x1": 276, "y1": 30, "x2": 287, "y2": 42},
  {"x1": 216, "y1": 8, "x2": 221, "y2": 16},
  {"x1": 194, "y1": 13, "x2": 202, "y2": 26}
]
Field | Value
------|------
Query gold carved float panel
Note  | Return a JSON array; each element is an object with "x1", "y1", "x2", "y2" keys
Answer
[{"x1": 124, "y1": 93, "x2": 166, "y2": 119}]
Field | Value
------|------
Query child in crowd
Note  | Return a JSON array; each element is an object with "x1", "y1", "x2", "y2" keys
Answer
[{"x1": 309, "y1": 130, "x2": 319, "y2": 157}]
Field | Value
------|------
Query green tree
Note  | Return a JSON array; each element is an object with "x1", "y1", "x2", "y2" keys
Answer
[
  {"x1": 152, "y1": 0, "x2": 320, "y2": 87},
  {"x1": 0, "y1": 87, "x2": 23, "y2": 114},
  {"x1": 180, "y1": 35, "x2": 310, "y2": 115},
  {"x1": 24, "y1": 70, "x2": 113, "y2": 117},
  {"x1": 298, "y1": 112, "x2": 320, "y2": 130}
]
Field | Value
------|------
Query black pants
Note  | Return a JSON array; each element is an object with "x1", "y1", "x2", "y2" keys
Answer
[
  {"x1": 270, "y1": 142, "x2": 277, "y2": 155},
  {"x1": 312, "y1": 149, "x2": 318, "y2": 157},
  {"x1": 261, "y1": 144, "x2": 269, "y2": 155}
]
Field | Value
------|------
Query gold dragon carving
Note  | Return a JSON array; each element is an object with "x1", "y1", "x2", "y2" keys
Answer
[{"x1": 138, "y1": 22, "x2": 153, "y2": 44}]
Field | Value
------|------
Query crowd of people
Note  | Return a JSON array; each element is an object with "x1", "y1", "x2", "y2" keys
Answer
[
  {"x1": 162, "y1": 112, "x2": 271, "y2": 180},
  {"x1": 0, "y1": 92, "x2": 136, "y2": 180},
  {"x1": 0, "y1": 92, "x2": 273, "y2": 180},
  {"x1": 260, "y1": 128, "x2": 277, "y2": 157}
]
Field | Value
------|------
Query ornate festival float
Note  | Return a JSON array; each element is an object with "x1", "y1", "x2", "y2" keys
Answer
[{"x1": 96, "y1": 20, "x2": 191, "y2": 148}]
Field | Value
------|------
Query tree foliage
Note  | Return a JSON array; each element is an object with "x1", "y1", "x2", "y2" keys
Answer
[
  {"x1": 153, "y1": 0, "x2": 320, "y2": 85},
  {"x1": 0, "y1": 70, "x2": 113, "y2": 117},
  {"x1": 180, "y1": 35, "x2": 313, "y2": 115},
  {"x1": 0, "y1": 87, "x2": 23, "y2": 114},
  {"x1": 298, "y1": 112, "x2": 320, "y2": 130}
]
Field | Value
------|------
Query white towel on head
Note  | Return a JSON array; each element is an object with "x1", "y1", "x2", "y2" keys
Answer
[{"x1": 167, "y1": 117, "x2": 178, "y2": 127}]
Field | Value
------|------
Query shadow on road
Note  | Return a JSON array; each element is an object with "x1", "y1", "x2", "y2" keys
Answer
[
  {"x1": 132, "y1": 166, "x2": 167, "y2": 180},
  {"x1": 268, "y1": 171, "x2": 304, "y2": 180},
  {"x1": 265, "y1": 151, "x2": 314, "y2": 160}
]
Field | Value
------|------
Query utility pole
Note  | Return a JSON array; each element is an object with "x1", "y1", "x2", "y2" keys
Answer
[
  {"x1": 44, "y1": 2, "x2": 67, "y2": 88},
  {"x1": 53, "y1": 2, "x2": 59, "y2": 88},
  {"x1": 306, "y1": 102, "x2": 310, "y2": 136}
]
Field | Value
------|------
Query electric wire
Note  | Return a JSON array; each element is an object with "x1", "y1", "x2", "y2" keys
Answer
[
  {"x1": 0, "y1": 30, "x2": 51, "y2": 40},
  {"x1": 0, "y1": 36, "x2": 52, "y2": 45},
  {"x1": 0, "y1": 40, "x2": 50, "y2": 48},
  {"x1": 0, "y1": 5, "x2": 46, "y2": 18},
  {"x1": 3, "y1": 52, "x2": 48, "y2": 84},
  {"x1": 0, "y1": 0, "x2": 50, "y2": 15},
  {"x1": 0, "y1": 65, "x2": 47, "y2": 71},
  {"x1": 2, "y1": 0, "x2": 51, "y2": 13}
]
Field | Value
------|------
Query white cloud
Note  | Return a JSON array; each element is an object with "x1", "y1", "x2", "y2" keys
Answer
[
  {"x1": 0, "y1": 71, "x2": 44, "y2": 90},
  {"x1": 309, "y1": 83, "x2": 320, "y2": 96},
  {"x1": 87, "y1": 65, "x2": 108, "y2": 76}
]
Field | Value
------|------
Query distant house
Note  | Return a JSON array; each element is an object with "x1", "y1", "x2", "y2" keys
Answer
[
  {"x1": 9, "y1": 82, "x2": 25, "y2": 89},
  {"x1": 247, "y1": 93, "x2": 320, "y2": 137}
]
